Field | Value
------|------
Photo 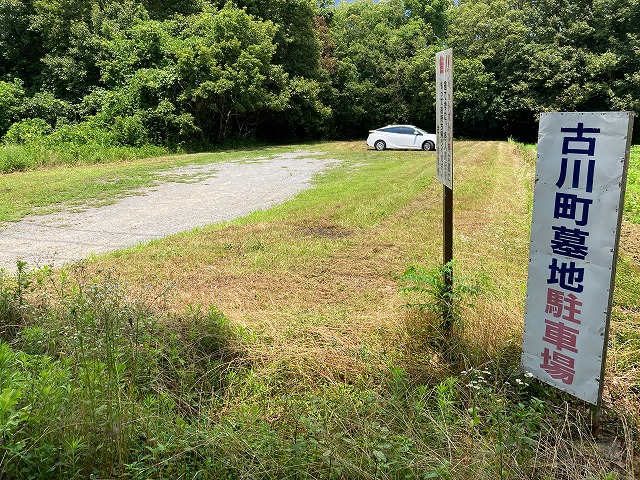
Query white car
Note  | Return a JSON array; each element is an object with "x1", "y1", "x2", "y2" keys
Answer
[{"x1": 366, "y1": 125, "x2": 436, "y2": 151}]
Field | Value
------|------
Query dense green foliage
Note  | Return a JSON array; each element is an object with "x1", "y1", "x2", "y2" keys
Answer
[
  {"x1": 448, "y1": 0, "x2": 640, "y2": 140},
  {"x1": 0, "y1": 0, "x2": 639, "y2": 170}
]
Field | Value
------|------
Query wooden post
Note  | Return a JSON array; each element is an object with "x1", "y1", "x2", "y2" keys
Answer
[
  {"x1": 443, "y1": 184, "x2": 454, "y2": 332},
  {"x1": 436, "y1": 47, "x2": 454, "y2": 336}
]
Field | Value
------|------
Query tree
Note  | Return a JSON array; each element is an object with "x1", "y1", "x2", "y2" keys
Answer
[
  {"x1": 405, "y1": 0, "x2": 451, "y2": 38},
  {"x1": 173, "y1": 3, "x2": 288, "y2": 140},
  {"x1": 218, "y1": 0, "x2": 332, "y2": 138},
  {"x1": 0, "y1": 0, "x2": 44, "y2": 85},
  {"x1": 448, "y1": 0, "x2": 640, "y2": 141},
  {"x1": 94, "y1": 3, "x2": 292, "y2": 144},
  {"x1": 448, "y1": 0, "x2": 534, "y2": 138},
  {"x1": 328, "y1": 0, "x2": 438, "y2": 136},
  {"x1": 142, "y1": 0, "x2": 202, "y2": 19},
  {"x1": 0, "y1": 79, "x2": 25, "y2": 136}
]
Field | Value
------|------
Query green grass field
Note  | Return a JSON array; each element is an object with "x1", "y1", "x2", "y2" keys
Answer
[
  {"x1": 0, "y1": 141, "x2": 638, "y2": 479},
  {"x1": 627, "y1": 145, "x2": 640, "y2": 223}
]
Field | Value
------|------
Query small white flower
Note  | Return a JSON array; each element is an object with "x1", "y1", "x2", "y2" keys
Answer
[
  {"x1": 515, "y1": 378, "x2": 524, "y2": 385},
  {"x1": 524, "y1": 372, "x2": 534, "y2": 378}
]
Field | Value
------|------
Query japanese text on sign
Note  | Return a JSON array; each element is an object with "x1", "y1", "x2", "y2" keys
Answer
[
  {"x1": 522, "y1": 112, "x2": 633, "y2": 405},
  {"x1": 435, "y1": 49, "x2": 453, "y2": 189}
]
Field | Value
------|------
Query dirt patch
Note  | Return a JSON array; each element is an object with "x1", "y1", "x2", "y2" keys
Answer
[
  {"x1": 620, "y1": 221, "x2": 640, "y2": 263},
  {"x1": 298, "y1": 223, "x2": 352, "y2": 238}
]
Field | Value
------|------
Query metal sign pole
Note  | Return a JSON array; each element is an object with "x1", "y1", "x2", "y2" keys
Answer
[{"x1": 592, "y1": 112, "x2": 635, "y2": 434}]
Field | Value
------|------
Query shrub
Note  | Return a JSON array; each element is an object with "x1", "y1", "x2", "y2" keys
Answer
[
  {"x1": 46, "y1": 121, "x2": 114, "y2": 147},
  {"x1": 400, "y1": 260, "x2": 480, "y2": 358},
  {"x1": 20, "y1": 91, "x2": 77, "y2": 127},
  {"x1": 3, "y1": 118, "x2": 52, "y2": 145},
  {"x1": 0, "y1": 266, "x2": 246, "y2": 478},
  {"x1": 111, "y1": 115, "x2": 149, "y2": 146}
]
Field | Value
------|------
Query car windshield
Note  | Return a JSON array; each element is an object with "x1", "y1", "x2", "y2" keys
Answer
[{"x1": 373, "y1": 125, "x2": 431, "y2": 136}]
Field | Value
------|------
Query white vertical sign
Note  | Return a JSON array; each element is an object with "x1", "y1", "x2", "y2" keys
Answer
[
  {"x1": 522, "y1": 112, "x2": 633, "y2": 405},
  {"x1": 435, "y1": 48, "x2": 453, "y2": 189}
]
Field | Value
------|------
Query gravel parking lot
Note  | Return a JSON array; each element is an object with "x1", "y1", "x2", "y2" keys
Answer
[{"x1": 0, "y1": 151, "x2": 338, "y2": 272}]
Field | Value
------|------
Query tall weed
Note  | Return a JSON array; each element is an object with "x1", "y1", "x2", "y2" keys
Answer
[
  {"x1": 400, "y1": 260, "x2": 480, "y2": 360},
  {"x1": 0, "y1": 120, "x2": 166, "y2": 173},
  {"x1": 0, "y1": 266, "x2": 240, "y2": 478}
]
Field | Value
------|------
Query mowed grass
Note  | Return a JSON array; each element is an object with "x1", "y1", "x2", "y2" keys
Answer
[
  {"x1": 610, "y1": 144, "x2": 640, "y2": 431},
  {"x1": 1, "y1": 140, "x2": 639, "y2": 478},
  {"x1": 81, "y1": 141, "x2": 531, "y2": 374},
  {"x1": 626, "y1": 145, "x2": 640, "y2": 224}
]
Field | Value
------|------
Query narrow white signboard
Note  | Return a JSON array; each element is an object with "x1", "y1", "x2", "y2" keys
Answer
[
  {"x1": 522, "y1": 112, "x2": 633, "y2": 405},
  {"x1": 435, "y1": 48, "x2": 453, "y2": 189}
]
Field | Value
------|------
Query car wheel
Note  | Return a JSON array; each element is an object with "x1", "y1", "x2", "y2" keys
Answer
[
  {"x1": 374, "y1": 140, "x2": 386, "y2": 151},
  {"x1": 422, "y1": 140, "x2": 435, "y2": 151}
]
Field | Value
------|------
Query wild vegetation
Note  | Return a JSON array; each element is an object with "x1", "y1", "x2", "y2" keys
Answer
[
  {"x1": 1, "y1": 0, "x2": 639, "y2": 172},
  {"x1": 0, "y1": 142, "x2": 638, "y2": 478}
]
